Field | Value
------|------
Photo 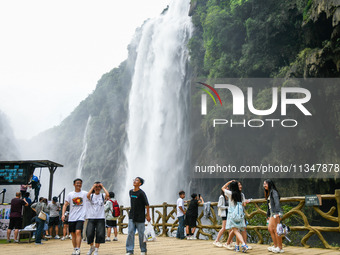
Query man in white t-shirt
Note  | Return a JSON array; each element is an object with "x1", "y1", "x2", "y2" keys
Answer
[
  {"x1": 176, "y1": 190, "x2": 186, "y2": 239},
  {"x1": 85, "y1": 181, "x2": 109, "y2": 255},
  {"x1": 62, "y1": 178, "x2": 88, "y2": 255}
]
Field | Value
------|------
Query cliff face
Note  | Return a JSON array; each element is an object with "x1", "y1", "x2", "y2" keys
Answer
[
  {"x1": 188, "y1": 0, "x2": 340, "y2": 200},
  {"x1": 288, "y1": 0, "x2": 340, "y2": 77},
  {"x1": 0, "y1": 112, "x2": 19, "y2": 160}
]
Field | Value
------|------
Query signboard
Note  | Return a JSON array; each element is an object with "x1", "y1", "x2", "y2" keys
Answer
[
  {"x1": 305, "y1": 195, "x2": 322, "y2": 206},
  {"x1": 0, "y1": 164, "x2": 29, "y2": 185},
  {"x1": 0, "y1": 204, "x2": 12, "y2": 239}
]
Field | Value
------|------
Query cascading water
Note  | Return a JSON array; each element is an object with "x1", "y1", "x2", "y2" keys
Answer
[
  {"x1": 76, "y1": 115, "x2": 92, "y2": 178},
  {"x1": 123, "y1": 0, "x2": 193, "y2": 204}
]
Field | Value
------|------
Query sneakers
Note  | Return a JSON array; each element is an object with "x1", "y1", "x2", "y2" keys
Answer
[
  {"x1": 6, "y1": 239, "x2": 11, "y2": 243},
  {"x1": 75, "y1": 249, "x2": 80, "y2": 255},
  {"x1": 45, "y1": 235, "x2": 52, "y2": 239},
  {"x1": 186, "y1": 235, "x2": 191, "y2": 240},
  {"x1": 268, "y1": 246, "x2": 276, "y2": 252},
  {"x1": 241, "y1": 244, "x2": 249, "y2": 252},
  {"x1": 223, "y1": 243, "x2": 234, "y2": 250},
  {"x1": 105, "y1": 237, "x2": 111, "y2": 242},
  {"x1": 87, "y1": 246, "x2": 95, "y2": 255},
  {"x1": 235, "y1": 245, "x2": 240, "y2": 252},
  {"x1": 112, "y1": 237, "x2": 118, "y2": 241},
  {"x1": 93, "y1": 249, "x2": 98, "y2": 255},
  {"x1": 247, "y1": 245, "x2": 252, "y2": 250},
  {"x1": 35, "y1": 242, "x2": 43, "y2": 245},
  {"x1": 141, "y1": 253, "x2": 146, "y2": 255},
  {"x1": 55, "y1": 235, "x2": 61, "y2": 239},
  {"x1": 190, "y1": 236, "x2": 197, "y2": 240},
  {"x1": 61, "y1": 237, "x2": 65, "y2": 241},
  {"x1": 14, "y1": 239, "x2": 19, "y2": 243},
  {"x1": 272, "y1": 247, "x2": 284, "y2": 253},
  {"x1": 213, "y1": 241, "x2": 223, "y2": 247}
]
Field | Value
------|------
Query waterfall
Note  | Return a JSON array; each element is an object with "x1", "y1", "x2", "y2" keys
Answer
[
  {"x1": 123, "y1": 0, "x2": 193, "y2": 204},
  {"x1": 76, "y1": 115, "x2": 92, "y2": 178}
]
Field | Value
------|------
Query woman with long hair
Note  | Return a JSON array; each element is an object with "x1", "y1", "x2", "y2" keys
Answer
[
  {"x1": 222, "y1": 180, "x2": 248, "y2": 252},
  {"x1": 264, "y1": 179, "x2": 284, "y2": 253},
  {"x1": 213, "y1": 189, "x2": 228, "y2": 247}
]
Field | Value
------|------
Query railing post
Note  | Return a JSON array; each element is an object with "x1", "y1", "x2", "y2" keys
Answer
[
  {"x1": 335, "y1": 189, "x2": 340, "y2": 232},
  {"x1": 118, "y1": 205, "x2": 124, "y2": 234},
  {"x1": 162, "y1": 202, "x2": 168, "y2": 236}
]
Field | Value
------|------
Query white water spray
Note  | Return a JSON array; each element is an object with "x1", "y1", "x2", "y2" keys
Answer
[
  {"x1": 76, "y1": 115, "x2": 92, "y2": 178},
  {"x1": 123, "y1": 0, "x2": 193, "y2": 204}
]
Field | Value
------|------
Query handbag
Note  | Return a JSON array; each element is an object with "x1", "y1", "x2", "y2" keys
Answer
[{"x1": 38, "y1": 210, "x2": 47, "y2": 220}]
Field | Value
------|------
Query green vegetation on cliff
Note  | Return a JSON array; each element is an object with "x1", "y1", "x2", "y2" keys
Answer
[{"x1": 188, "y1": 0, "x2": 340, "y2": 198}]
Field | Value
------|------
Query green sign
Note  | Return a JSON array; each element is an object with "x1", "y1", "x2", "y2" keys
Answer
[{"x1": 305, "y1": 195, "x2": 321, "y2": 206}]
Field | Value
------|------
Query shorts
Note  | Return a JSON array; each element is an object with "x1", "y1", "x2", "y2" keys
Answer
[
  {"x1": 222, "y1": 216, "x2": 227, "y2": 221},
  {"x1": 48, "y1": 216, "x2": 60, "y2": 227},
  {"x1": 86, "y1": 219, "x2": 105, "y2": 244},
  {"x1": 69, "y1": 221, "x2": 84, "y2": 233},
  {"x1": 9, "y1": 217, "x2": 23, "y2": 230},
  {"x1": 106, "y1": 220, "x2": 117, "y2": 228},
  {"x1": 185, "y1": 215, "x2": 197, "y2": 228}
]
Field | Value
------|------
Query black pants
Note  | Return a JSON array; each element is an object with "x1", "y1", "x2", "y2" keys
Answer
[{"x1": 86, "y1": 219, "x2": 105, "y2": 244}]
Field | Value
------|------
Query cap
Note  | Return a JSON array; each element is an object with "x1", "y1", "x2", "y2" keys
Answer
[{"x1": 52, "y1": 196, "x2": 58, "y2": 202}]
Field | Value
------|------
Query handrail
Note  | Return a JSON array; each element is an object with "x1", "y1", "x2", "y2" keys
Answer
[
  {"x1": 57, "y1": 188, "x2": 66, "y2": 204},
  {"x1": 116, "y1": 189, "x2": 340, "y2": 249}
]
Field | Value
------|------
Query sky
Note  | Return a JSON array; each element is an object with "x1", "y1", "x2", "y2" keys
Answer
[{"x1": 0, "y1": 0, "x2": 171, "y2": 140}]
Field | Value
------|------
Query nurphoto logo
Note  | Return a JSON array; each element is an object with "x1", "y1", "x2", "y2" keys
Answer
[{"x1": 197, "y1": 80, "x2": 312, "y2": 128}]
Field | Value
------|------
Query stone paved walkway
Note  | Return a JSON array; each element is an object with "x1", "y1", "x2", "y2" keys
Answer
[{"x1": 1, "y1": 234, "x2": 340, "y2": 255}]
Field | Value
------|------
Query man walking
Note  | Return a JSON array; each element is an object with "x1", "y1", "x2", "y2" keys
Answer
[
  {"x1": 7, "y1": 192, "x2": 28, "y2": 242},
  {"x1": 62, "y1": 178, "x2": 88, "y2": 255},
  {"x1": 126, "y1": 177, "x2": 150, "y2": 255}
]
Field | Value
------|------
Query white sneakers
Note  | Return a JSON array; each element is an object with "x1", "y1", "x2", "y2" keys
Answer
[
  {"x1": 72, "y1": 249, "x2": 80, "y2": 255},
  {"x1": 223, "y1": 243, "x2": 234, "y2": 250},
  {"x1": 113, "y1": 237, "x2": 118, "y2": 241},
  {"x1": 87, "y1": 246, "x2": 95, "y2": 255},
  {"x1": 213, "y1": 241, "x2": 223, "y2": 247},
  {"x1": 268, "y1": 246, "x2": 284, "y2": 253},
  {"x1": 55, "y1": 235, "x2": 61, "y2": 239},
  {"x1": 105, "y1": 237, "x2": 111, "y2": 242}
]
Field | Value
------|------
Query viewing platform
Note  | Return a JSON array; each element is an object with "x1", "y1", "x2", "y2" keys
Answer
[{"x1": 2, "y1": 234, "x2": 340, "y2": 255}]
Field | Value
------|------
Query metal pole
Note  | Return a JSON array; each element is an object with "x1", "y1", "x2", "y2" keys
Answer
[{"x1": 48, "y1": 166, "x2": 57, "y2": 201}]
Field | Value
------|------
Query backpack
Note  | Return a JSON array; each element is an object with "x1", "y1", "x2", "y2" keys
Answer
[
  {"x1": 231, "y1": 202, "x2": 245, "y2": 223},
  {"x1": 110, "y1": 199, "x2": 120, "y2": 217}
]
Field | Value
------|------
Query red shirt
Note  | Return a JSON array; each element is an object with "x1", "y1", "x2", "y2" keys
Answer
[{"x1": 10, "y1": 198, "x2": 26, "y2": 218}]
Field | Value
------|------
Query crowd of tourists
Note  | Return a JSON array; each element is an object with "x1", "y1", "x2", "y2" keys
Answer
[
  {"x1": 6, "y1": 177, "x2": 284, "y2": 254},
  {"x1": 176, "y1": 179, "x2": 285, "y2": 253}
]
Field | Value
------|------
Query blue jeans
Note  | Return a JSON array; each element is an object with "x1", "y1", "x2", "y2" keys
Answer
[
  {"x1": 126, "y1": 219, "x2": 146, "y2": 253},
  {"x1": 176, "y1": 216, "x2": 185, "y2": 239},
  {"x1": 35, "y1": 217, "x2": 45, "y2": 244}
]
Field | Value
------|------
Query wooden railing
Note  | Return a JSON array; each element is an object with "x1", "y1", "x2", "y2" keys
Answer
[{"x1": 117, "y1": 189, "x2": 340, "y2": 249}]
